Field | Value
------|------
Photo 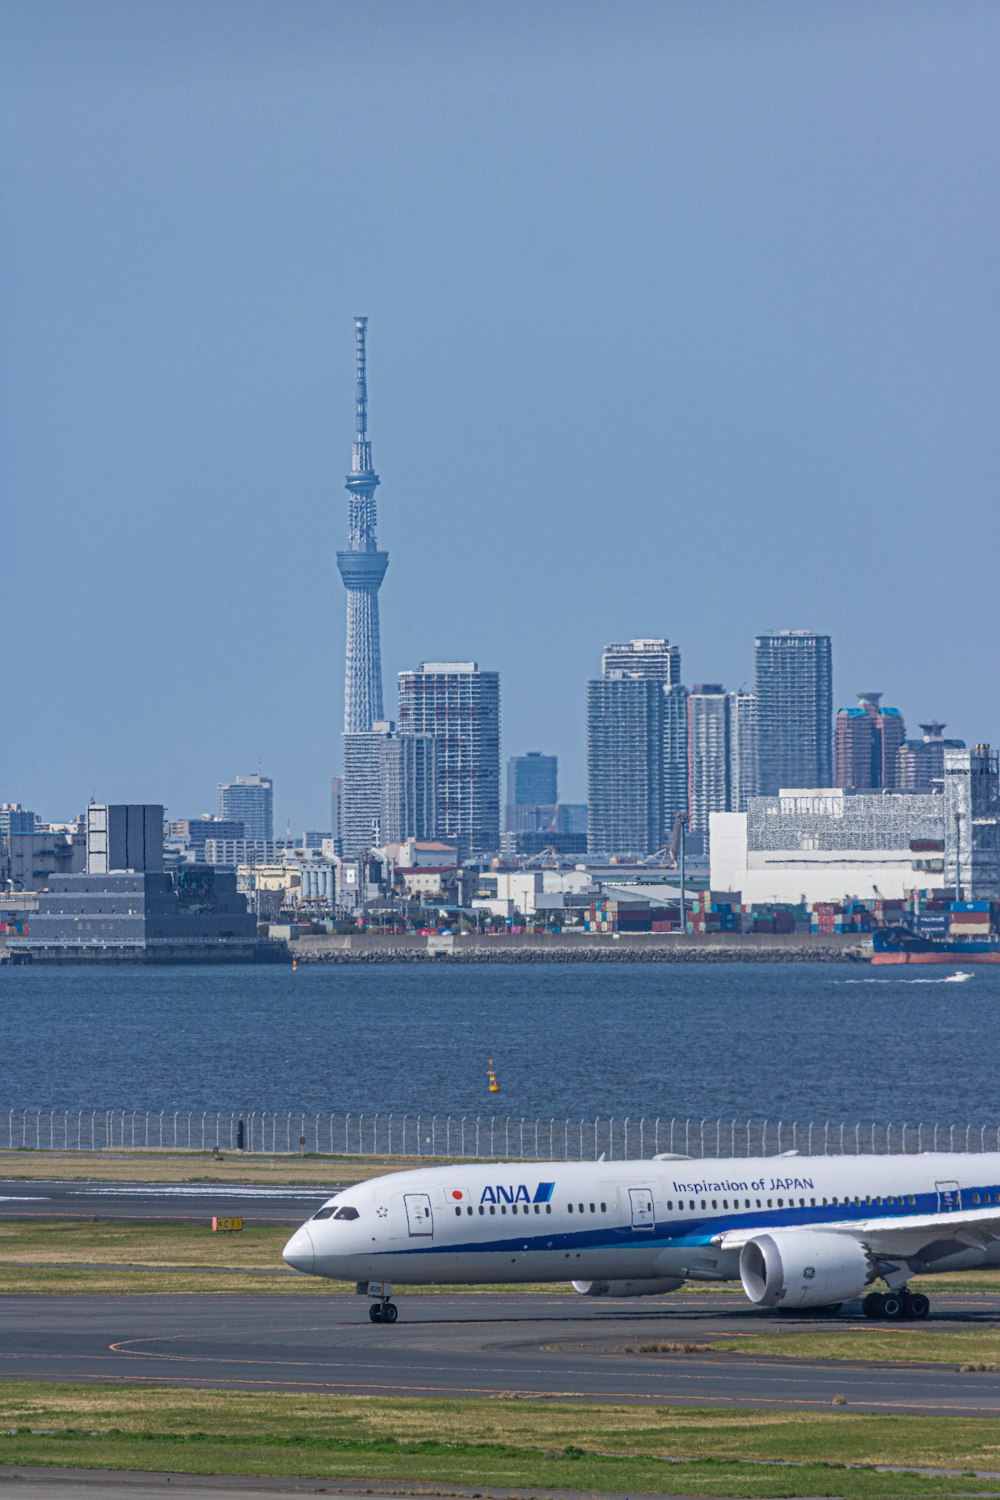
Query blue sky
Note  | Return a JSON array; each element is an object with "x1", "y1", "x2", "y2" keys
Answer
[{"x1": 3, "y1": 1, "x2": 998, "y2": 829}]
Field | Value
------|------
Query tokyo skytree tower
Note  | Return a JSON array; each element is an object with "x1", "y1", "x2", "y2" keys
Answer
[{"x1": 337, "y1": 317, "x2": 389, "y2": 733}]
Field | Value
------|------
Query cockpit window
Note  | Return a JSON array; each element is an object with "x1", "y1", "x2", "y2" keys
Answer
[
  {"x1": 333, "y1": 1206, "x2": 360, "y2": 1220},
  {"x1": 311, "y1": 1207, "x2": 335, "y2": 1220}
]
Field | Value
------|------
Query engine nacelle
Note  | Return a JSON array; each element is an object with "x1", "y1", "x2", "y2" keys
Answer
[
  {"x1": 739, "y1": 1230, "x2": 873, "y2": 1309},
  {"x1": 572, "y1": 1278, "x2": 684, "y2": 1298}
]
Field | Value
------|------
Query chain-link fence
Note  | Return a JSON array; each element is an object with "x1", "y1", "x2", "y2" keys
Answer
[{"x1": 1, "y1": 1107, "x2": 999, "y2": 1159}]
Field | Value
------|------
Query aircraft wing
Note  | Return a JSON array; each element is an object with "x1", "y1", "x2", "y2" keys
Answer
[{"x1": 714, "y1": 1205, "x2": 1000, "y2": 1258}]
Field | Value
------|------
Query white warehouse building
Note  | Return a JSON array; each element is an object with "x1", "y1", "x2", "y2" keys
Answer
[{"x1": 710, "y1": 789, "x2": 948, "y2": 905}]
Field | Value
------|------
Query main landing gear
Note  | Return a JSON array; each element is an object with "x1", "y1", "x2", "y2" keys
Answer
[
  {"x1": 862, "y1": 1289, "x2": 930, "y2": 1321},
  {"x1": 369, "y1": 1298, "x2": 398, "y2": 1323}
]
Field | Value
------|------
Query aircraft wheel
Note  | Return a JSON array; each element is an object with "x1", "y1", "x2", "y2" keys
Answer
[
  {"x1": 862, "y1": 1292, "x2": 885, "y2": 1320},
  {"x1": 383, "y1": 1301, "x2": 399, "y2": 1323},
  {"x1": 909, "y1": 1292, "x2": 930, "y2": 1320},
  {"x1": 369, "y1": 1303, "x2": 384, "y2": 1323},
  {"x1": 882, "y1": 1293, "x2": 906, "y2": 1321}
]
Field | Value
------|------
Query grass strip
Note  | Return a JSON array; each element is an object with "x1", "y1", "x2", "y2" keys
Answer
[
  {"x1": 710, "y1": 1326, "x2": 1000, "y2": 1365},
  {"x1": 3, "y1": 1386, "x2": 1000, "y2": 1498},
  {"x1": 0, "y1": 1149, "x2": 452, "y2": 1186}
]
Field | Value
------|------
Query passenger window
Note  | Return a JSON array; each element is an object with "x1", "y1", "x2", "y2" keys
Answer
[
  {"x1": 690, "y1": 1200, "x2": 695, "y2": 1210},
  {"x1": 568, "y1": 1203, "x2": 574, "y2": 1213},
  {"x1": 909, "y1": 1195, "x2": 916, "y2": 1205},
  {"x1": 501, "y1": 1205, "x2": 507, "y2": 1215},
  {"x1": 490, "y1": 1205, "x2": 496, "y2": 1215},
  {"x1": 546, "y1": 1204, "x2": 551, "y2": 1213},
  {"x1": 455, "y1": 1206, "x2": 461, "y2": 1216},
  {"x1": 777, "y1": 1198, "x2": 783, "y2": 1208},
  {"x1": 579, "y1": 1203, "x2": 584, "y2": 1213},
  {"x1": 534, "y1": 1204, "x2": 540, "y2": 1214},
  {"x1": 666, "y1": 1200, "x2": 672, "y2": 1210},
  {"x1": 810, "y1": 1197, "x2": 815, "y2": 1207},
  {"x1": 974, "y1": 1192, "x2": 981, "y2": 1205},
  {"x1": 701, "y1": 1200, "x2": 706, "y2": 1210},
  {"x1": 755, "y1": 1199, "x2": 760, "y2": 1207},
  {"x1": 601, "y1": 1202, "x2": 607, "y2": 1212},
  {"x1": 590, "y1": 1204, "x2": 595, "y2": 1213},
  {"x1": 767, "y1": 1199, "x2": 772, "y2": 1208},
  {"x1": 467, "y1": 1206, "x2": 473, "y2": 1215},
  {"x1": 832, "y1": 1197, "x2": 838, "y2": 1206},
  {"x1": 478, "y1": 1205, "x2": 484, "y2": 1215}
]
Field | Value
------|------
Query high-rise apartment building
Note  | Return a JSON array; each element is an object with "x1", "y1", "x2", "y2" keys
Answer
[
  {"x1": 586, "y1": 637, "x2": 688, "y2": 856},
  {"x1": 754, "y1": 630, "x2": 832, "y2": 795},
  {"x1": 897, "y1": 722, "x2": 965, "y2": 793},
  {"x1": 728, "y1": 691, "x2": 759, "y2": 811},
  {"x1": 397, "y1": 662, "x2": 500, "y2": 856},
  {"x1": 505, "y1": 752, "x2": 558, "y2": 833},
  {"x1": 340, "y1": 723, "x2": 438, "y2": 855},
  {"x1": 687, "y1": 686, "x2": 731, "y2": 835},
  {"x1": 834, "y1": 693, "x2": 906, "y2": 791},
  {"x1": 217, "y1": 775, "x2": 274, "y2": 841},
  {"x1": 601, "y1": 638, "x2": 681, "y2": 684},
  {"x1": 587, "y1": 677, "x2": 665, "y2": 855}
]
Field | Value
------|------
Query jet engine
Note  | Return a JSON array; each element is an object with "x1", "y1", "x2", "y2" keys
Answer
[
  {"x1": 739, "y1": 1230, "x2": 873, "y2": 1309},
  {"x1": 572, "y1": 1278, "x2": 684, "y2": 1297}
]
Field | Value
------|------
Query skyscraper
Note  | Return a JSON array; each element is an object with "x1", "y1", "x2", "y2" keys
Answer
[
  {"x1": 586, "y1": 637, "x2": 688, "y2": 856},
  {"x1": 754, "y1": 630, "x2": 833, "y2": 795},
  {"x1": 337, "y1": 317, "x2": 388, "y2": 735},
  {"x1": 834, "y1": 693, "x2": 906, "y2": 791},
  {"x1": 687, "y1": 685, "x2": 731, "y2": 835},
  {"x1": 217, "y1": 775, "x2": 273, "y2": 841},
  {"x1": 601, "y1": 638, "x2": 681, "y2": 684},
  {"x1": 505, "y1": 752, "x2": 558, "y2": 832},
  {"x1": 728, "y1": 691, "x2": 759, "y2": 811},
  {"x1": 340, "y1": 725, "x2": 439, "y2": 856},
  {"x1": 397, "y1": 662, "x2": 500, "y2": 856},
  {"x1": 897, "y1": 722, "x2": 965, "y2": 793}
]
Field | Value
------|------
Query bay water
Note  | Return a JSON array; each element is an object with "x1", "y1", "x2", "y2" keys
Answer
[{"x1": 1, "y1": 961, "x2": 997, "y2": 1128}]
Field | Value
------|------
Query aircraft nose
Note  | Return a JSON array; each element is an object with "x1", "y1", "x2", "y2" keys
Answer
[{"x1": 283, "y1": 1225, "x2": 315, "y2": 1274}]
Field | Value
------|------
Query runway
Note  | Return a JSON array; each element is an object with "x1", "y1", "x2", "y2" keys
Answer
[
  {"x1": 3, "y1": 1289, "x2": 1000, "y2": 1415},
  {"x1": 0, "y1": 1179, "x2": 330, "y2": 1225}
]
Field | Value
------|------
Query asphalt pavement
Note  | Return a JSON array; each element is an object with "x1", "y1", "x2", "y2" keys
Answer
[
  {"x1": 2, "y1": 1289, "x2": 1000, "y2": 1415},
  {"x1": 0, "y1": 1178, "x2": 330, "y2": 1225}
]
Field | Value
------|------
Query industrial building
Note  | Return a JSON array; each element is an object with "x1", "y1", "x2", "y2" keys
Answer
[
  {"x1": 710, "y1": 788, "x2": 948, "y2": 905},
  {"x1": 755, "y1": 630, "x2": 832, "y2": 795},
  {"x1": 7, "y1": 801, "x2": 278, "y2": 963},
  {"x1": 944, "y1": 744, "x2": 1000, "y2": 901}
]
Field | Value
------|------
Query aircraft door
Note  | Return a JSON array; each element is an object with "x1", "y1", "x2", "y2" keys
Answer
[
  {"x1": 936, "y1": 1180, "x2": 962, "y2": 1213},
  {"x1": 404, "y1": 1192, "x2": 434, "y2": 1237},
  {"x1": 629, "y1": 1186, "x2": 655, "y2": 1230}
]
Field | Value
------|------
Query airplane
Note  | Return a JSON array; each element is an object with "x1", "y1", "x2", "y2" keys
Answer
[{"x1": 282, "y1": 1150, "x2": 1000, "y2": 1323}]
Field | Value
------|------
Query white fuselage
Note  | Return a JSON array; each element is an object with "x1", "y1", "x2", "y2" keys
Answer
[{"x1": 283, "y1": 1151, "x2": 1000, "y2": 1290}]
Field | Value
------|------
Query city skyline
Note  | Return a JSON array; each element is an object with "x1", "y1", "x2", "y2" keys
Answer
[{"x1": 4, "y1": 3, "x2": 999, "y2": 829}]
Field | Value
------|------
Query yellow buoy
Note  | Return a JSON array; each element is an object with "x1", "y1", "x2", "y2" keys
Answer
[
  {"x1": 487, "y1": 1058, "x2": 501, "y2": 1094},
  {"x1": 291, "y1": 959, "x2": 298, "y2": 972}
]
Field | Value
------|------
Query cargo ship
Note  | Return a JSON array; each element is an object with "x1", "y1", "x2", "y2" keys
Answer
[{"x1": 871, "y1": 900, "x2": 1000, "y2": 965}]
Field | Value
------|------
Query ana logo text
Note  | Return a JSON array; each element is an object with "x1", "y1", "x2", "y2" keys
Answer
[{"x1": 480, "y1": 1182, "x2": 555, "y2": 1206}]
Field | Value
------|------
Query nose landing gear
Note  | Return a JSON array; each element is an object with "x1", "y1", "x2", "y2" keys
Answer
[
  {"x1": 358, "y1": 1280, "x2": 399, "y2": 1324},
  {"x1": 862, "y1": 1288, "x2": 930, "y2": 1321},
  {"x1": 369, "y1": 1298, "x2": 398, "y2": 1323}
]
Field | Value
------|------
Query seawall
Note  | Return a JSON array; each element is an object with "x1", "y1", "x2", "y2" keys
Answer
[{"x1": 291, "y1": 932, "x2": 870, "y2": 963}]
